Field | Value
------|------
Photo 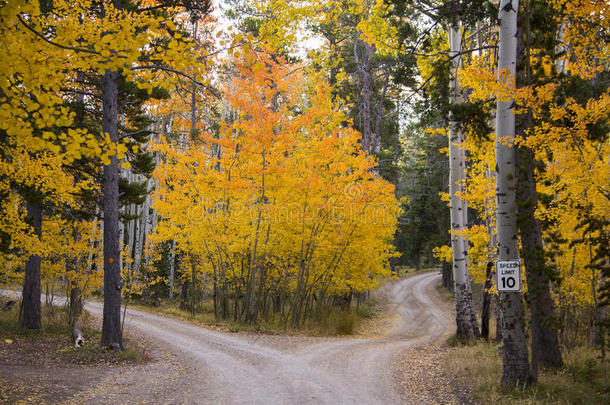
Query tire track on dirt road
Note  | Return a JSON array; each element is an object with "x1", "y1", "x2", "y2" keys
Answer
[{"x1": 5, "y1": 271, "x2": 451, "y2": 404}]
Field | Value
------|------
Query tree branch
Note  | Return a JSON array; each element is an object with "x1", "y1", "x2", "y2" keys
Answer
[
  {"x1": 132, "y1": 64, "x2": 221, "y2": 99},
  {"x1": 17, "y1": 14, "x2": 100, "y2": 55}
]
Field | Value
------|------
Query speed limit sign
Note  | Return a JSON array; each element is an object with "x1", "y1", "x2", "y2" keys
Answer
[{"x1": 497, "y1": 260, "x2": 521, "y2": 292}]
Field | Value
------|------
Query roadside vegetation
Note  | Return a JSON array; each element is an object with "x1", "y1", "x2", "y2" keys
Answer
[
  {"x1": 439, "y1": 283, "x2": 610, "y2": 404},
  {"x1": 446, "y1": 341, "x2": 609, "y2": 404},
  {"x1": 122, "y1": 266, "x2": 427, "y2": 336},
  {"x1": 0, "y1": 295, "x2": 146, "y2": 365},
  {"x1": 124, "y1": 294, "x2": 381, "y2": 337}
]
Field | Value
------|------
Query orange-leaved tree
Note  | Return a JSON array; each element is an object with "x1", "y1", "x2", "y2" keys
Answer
[{"x1": 152, "y1": 48, "x2": 400, "y2": 327}]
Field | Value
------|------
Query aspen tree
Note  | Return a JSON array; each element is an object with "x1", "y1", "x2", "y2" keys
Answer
[
  {"x1": 448, "y1": 22, "x2": 479, "y2": 340},
  {"x1": 495, "y1": 0, "x2": 532, "y2": 385}
]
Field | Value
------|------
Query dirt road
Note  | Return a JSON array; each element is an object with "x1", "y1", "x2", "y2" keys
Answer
[{"x1": 69, "y1": 271, "x2": 450, "y2": 404}]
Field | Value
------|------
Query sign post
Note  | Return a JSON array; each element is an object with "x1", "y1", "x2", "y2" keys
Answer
[{"x1": 497, "y1": 260, "x2": 521, "y2": 292}]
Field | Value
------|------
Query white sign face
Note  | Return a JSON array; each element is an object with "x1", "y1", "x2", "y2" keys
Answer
[{"x1": 497, "y1": 260, "x2": 521, "y2": 292}]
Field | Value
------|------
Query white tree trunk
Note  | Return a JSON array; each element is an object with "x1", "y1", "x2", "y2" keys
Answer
[
  {"x1": 496, "y1": 0, "x2": 532, "y2": 385},
  {"x1": 134, "y1": 177, "x2": 151, "y2": 276},
  {"x1": 448, "y1": 22, "x2": 479, "y2": 340},
  {"x1": 169, "y1": 239, "x2": 176, "y2": 300}
]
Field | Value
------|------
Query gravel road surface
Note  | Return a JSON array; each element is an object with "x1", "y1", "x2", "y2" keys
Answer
[
  {"x1": 5, "y1": 271, "x2": 450, "y2": 404},
  {"x1": 71, "y1": 271, "x2": 450, "y2": 404}
]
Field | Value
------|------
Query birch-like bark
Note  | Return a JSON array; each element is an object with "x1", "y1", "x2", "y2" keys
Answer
[
  {"x1": 126, "y1": 173, "x2": 136, "y2": 275},
  {"x1": 496, "y1": 0, "x2": 531, "y2": 385},
  {"x1": 448, "y1": 22, "x2": 479, "y2": 340},
  {"x1": 132, "y1": 200, "x2": 141, "y2": 276},
  {"x1": 134, "y1": 176, "x2": 151, "y2": 276},
  {"x1": 86, "y1": 210, "x2": 99, "y2": 273},
  {"x1": 169, "y1": 239, "x2": 176, "y2": 299}
]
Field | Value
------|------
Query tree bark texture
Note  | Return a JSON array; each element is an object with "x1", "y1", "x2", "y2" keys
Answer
[
  {"x1": 101, "y1": 68, "x2": 123, "y2": 351},
  {"x1": 515, "y1": 8, "x2": 564, "y2": 370},
  {"x1": 516, "y1": 146, "x2": 563, "y2": 369},
  {"x1": 448, "y1": 22, "x2": 479, "y2": 340},
  {"x1": 68, "y1": 227, "x2": 83, "y2": 327},
  {"x1": 481, "y1": 261, "x2": 493, "y2": 339},
  {"x1": 21, "y1": 200, "x2": 42, "y2": 329},
  {"x1": 496, "y1": 0, "x2": 532, "y2": 385}
]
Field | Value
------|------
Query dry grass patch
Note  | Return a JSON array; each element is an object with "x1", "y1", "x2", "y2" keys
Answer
[{"x1": 445, "y1": 340, "x2": 610, "y2": 404}]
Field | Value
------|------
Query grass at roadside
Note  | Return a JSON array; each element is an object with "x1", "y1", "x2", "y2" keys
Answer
[
  {"x1": 445, "y1": 340, "x2": 609, "y2": 404},
  {"x1": 436, "y1": 283, "x2": 609, "y2": 404},
  {"x1": 0, "y1": 299, "x2": 146, "y2": 366},
  {"x1": 124, "y1": 297, "x2": 380, "y2": 337}
]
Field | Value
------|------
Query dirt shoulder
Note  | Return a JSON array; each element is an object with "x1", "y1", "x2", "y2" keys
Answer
[
  {"x1": 397, "y1": 270, "x2": 474, "y2": 404},
  {"x1": 0, "y1": 305, "x2": 153, "y2": 405}
]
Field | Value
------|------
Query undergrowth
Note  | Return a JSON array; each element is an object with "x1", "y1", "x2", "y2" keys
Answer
[
  {"x1": 0, "y1": 298, "x2": 144, "y2": 364},
  {"x1": 445, "y1": 340, "x2": 610, "y2": 404},
  {"x1": 127, "y1": 296, "x2": 379, "y2": 336}
]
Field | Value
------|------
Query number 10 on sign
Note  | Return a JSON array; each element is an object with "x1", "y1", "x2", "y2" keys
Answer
[{"x1": 497, "y1": 260, "x2": 521, "y2": 292}]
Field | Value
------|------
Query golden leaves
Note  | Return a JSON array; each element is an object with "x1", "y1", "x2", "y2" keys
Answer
[{"x1": 152, "y1": 48, "x2": 399, "y2": 295}]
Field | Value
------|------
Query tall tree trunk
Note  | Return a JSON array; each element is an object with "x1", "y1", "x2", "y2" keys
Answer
[
  {"x1": 441, "y1": 260, "x2": 453, "y2": 290},
  {"x1": 496, "y1": 0, "x2": 531, "y2": 385},
  {"x1": 354, "y1": 38, "x2": 378, "y2": 154},
  {"x1": 133, "y1": 178, "x2": 150, "y2": 277},
  {"x1": 21, "y1": 200, "x2": 42, "y2": 329},
  {"x1": 68, "y1": 227, "x2": 83, "y2": 327},
  {"x1": 448, "y1": 22, "x2": 479, "y2": 340},
  {"x1": 515, "y1": 4, "x2": 563, "y2": 371},
  {"x1": 101, "y1": 67, "x2": 123, "y2": 351},
  {"x1": 481, "y1": 261, "x2": 493, "y2": 339},
  {"x1": 516, "y1": 145, "x2": 563, "y2": 370}
]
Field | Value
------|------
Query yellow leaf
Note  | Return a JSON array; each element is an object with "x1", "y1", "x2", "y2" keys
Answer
[{"x1": 5, "y1": 339, "x2": 13, "y2": 344}]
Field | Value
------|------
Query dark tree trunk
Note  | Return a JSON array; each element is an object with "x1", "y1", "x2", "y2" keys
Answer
[
  {"x1": 101, "y1": 68, "x2": 123, "y2": 351},
  {"x1": 514, "y1": 1, "x2": 563, "y2": 372},
  {"x1": 516, "y1": 146, "x2": 563, "y2": 369},
  {"x1": 494, "y1": 294, "x2": 502, "y2": 342},
  {"x1": 69, "y1": 283, "x2": 83, "y2": 326},
  {"x1": 441, "y1": 261, "x2": 453, "y2": 290},
  {"x1": 68, "y1": 228, "x2": 83, "y2": 327},
  {"x1": 481, "y1": 261, "x2": 493, "y2": 339},
  {"x1": 21, "y1": 200, "x2": 42, "y2": 329},
  {"x1": 181, "y1": 280, "x2": 190, "y2": 310}
]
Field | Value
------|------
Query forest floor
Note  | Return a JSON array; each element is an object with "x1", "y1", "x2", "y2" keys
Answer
[
  {"x1": 0, "y1": 304, "x2": 149, "y2": 404},
  {"x1": 1, "y1": 271, "x2": 471, "y2": 404}
]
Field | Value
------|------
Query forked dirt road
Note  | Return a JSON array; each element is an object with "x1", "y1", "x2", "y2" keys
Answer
[{"x1": 70, "y1": 271, "x2": 451, "y2": 404}]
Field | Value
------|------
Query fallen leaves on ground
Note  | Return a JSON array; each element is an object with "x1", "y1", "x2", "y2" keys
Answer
[{"x1": 399, "y1": 341, "x2": 473, "y2": 404}]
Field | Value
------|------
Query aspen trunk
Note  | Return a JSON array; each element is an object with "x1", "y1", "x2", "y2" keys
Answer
[
  {"x1": 245, "y1": 151, "x2": 265, "y2": 324},
  {"x1": 21, "y1": 200, "x2": 42, "y2": 329},
  {"x1": 133, "y1": 178, "x2": 150, "y2": 277},
  {"x1": 169, "y1": 239, "x2": 176, "y2": 299},
  {"x1": 448, "y1": 22, "x2": 479, "y2": 340},
  {"x1": 496, "y1": 0, "x2": 531, "y2": 384}
]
